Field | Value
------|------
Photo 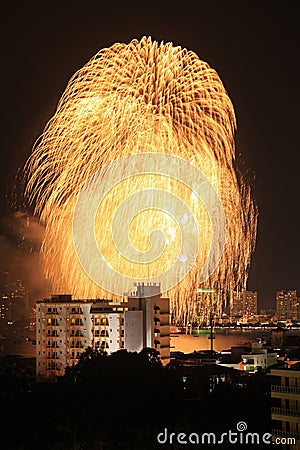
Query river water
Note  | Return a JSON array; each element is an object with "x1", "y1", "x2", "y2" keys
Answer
[{"x1": 171, "y1": 329, "x2": 279, "y2": 353}]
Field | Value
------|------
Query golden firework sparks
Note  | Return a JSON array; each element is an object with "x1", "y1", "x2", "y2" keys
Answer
[{"x1": 24, "y1": 37, "x2": 257, "y2": 325}]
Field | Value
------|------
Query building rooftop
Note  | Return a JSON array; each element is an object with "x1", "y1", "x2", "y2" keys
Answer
[
  {"x1": 37, "y1": 294, "x2": 94, "y2": 304},
  {"x1": 271, "y1": 363, "x2": 300, "y2": 373}
]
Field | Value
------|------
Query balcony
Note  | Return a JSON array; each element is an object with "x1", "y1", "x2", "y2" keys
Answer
[
  {"x1": 70, "y1": 308, "x2": 83, "y2": 315},
  {"x1": 100, "y1": 330, "x2": 109, "y2": 337},
  {"x1": 70, "y1": 320, "x2": 84, "y2": 326},
  {"x1": 93, "y1": 319, "x2": 109, "y2": 326},
  {"x1": 47, "y1": 320, "x2": 59, "y2": 326},
  {"x1": 271, "y1": 385, "x2": 300, "y2": 396},
  {"x1": 272, "y1": 429, "x2": 300, "y2": 441},
  {"x1": 70, "y1": 343, "x2": 84, "y2": 349},
  {"x1": 47, "y1": 365, "x2": 59, "y2": 371},
  {"x1": 47, "y1": 331, "x2": 59, "y2": 337},
  {"x1": 160, "y1": 344, "x2": 170, "y2": 349},
  {"x1": 47, "y1": 343, "x2": 59, "y2": 348},
  {"x1": 71, "y1": 331, "x2": 84, "y2": 337},
  {"x1": 271, "y1": 407, "x2": 300, "y2": 423}
]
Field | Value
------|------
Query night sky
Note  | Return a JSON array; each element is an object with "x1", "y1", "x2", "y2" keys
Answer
[{"x1": 0, "y1": 1, "x2": 299, "y2": 308}]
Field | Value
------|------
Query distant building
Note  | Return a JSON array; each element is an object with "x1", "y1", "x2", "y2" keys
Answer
[
  {"x1": 0, "y1": 272, "x2": 13, "y2": 325},
  {"x1": 243, "y1": 291, "x2": 258, "y2": 317},
  {"x1": 271, "y1": 328, "x2": 286, "y2": 349},
  {"x1": 260, "y1": 308, "x2": 276, "y2": 323},
  {"x1": 231, "y1": 290, "x2": 258, "y2": 320},
  {"x1": 296, "y1": 298, "x2": 300, "y2": 322},
  {"x1": 218, "y1": 340, "x2": 277, "y2": 373},
  {"x1": 195, "y1": 289, "x2": 221, "y2": 325},
  {"x1": 231, "y1": 291, "x2": 243, "y2": 317},
  {"x1": 0, "y1": 274, "x2": 30, "y2": 326},
  {"x1": 271, "y1": 366, "x2": 300, "y2": 448},
  {"x1": 276, "y1": 290, "x2": 298, "y2": 321},
  {"x1": 11, "y1": 280, "x2": 30, "y2": 323},
  {"x1": 0, "y1": 294, "x2": 13, "y2": 325},
  {"x1": 36, "y1": 284, "x2": 170, "y2": 380},
  {"x1": 0, "y1": 271, "x2": 11, "y2": 297}
]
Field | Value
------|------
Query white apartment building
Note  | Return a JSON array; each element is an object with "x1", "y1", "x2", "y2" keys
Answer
[
  {"x1": 242, "y1": 341, "x2": 277, "y2": 373},
  {"x1": 36, "y1": 284, "x2": 170, "y2": 380},
  {"x1": 126, "y1": 282, "x2": 170, "y2": 363},
  {"x1": 36, "y1": 295, "x2": 93, "y2": 380}
]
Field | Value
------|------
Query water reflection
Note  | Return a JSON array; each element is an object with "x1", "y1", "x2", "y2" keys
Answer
[{"x1": 171, "y1": 329, "x2": 273, "y2": 353}]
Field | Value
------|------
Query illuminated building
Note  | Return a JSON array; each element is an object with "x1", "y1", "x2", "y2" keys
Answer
[
  {"x1": 0, "y1": 295, "x2": 13, "y2": 325},
  {"x1": 241, "y1": 341, "x2": 277, "y2": 373},
  {"x1": 231, "y1": 290, "x2": 258, "y2": 320},
  {"x1": 126, "y1": 283, "x2": 170, "y2": 363},
  {"x1": 260, "y1": 308, "x2": 276, "y2": 323},
  {"x1": 11, "y1": 280, "x2": 29, "y2": 323},
  {"x1": 271, "y1": 366, "x2": 300, "y2": 448},
  {"x1": 276, "y1": 290, "x2": 298, "y2": 321},
  {"x1": 0, "y1": 274, "x2": 30, "y2": 326},
  {"x1": 0, "y1": 271, "x2": 13, "y2": 325},
  {"x1": 0, "y1": 271, "x2": 11, "y2": 297},
  {"x1": 36, "y1": 284, "x2": 170, "y2": 379},
  {"x1": 195, "y1": 288, "x2": 221, "y2": 325},
  {"x1": 36, "y1": 295, "x2": 93, "y2": 380},
  {"x1": 91, "y1": 283, "x2": 170, "y2": 363},
  {"x1": 231, "y1": 291, "x2": 243, "y2": 317},
  {"x1": 243, "y1": 291, "x2": 258, "y2": 317}
]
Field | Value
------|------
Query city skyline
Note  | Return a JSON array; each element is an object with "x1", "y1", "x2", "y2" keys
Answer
[{"x1": 0, "y1": 2, "x2": 299, "y2": 307}]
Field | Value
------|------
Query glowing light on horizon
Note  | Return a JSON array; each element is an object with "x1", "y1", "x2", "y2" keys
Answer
[{"x1": 24, "y1": 36, "x2": 257, "y2": 324}]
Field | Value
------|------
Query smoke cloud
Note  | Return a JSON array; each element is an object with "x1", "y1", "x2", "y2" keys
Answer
[{"x1": 0, "y1": 211, "x2": 51, "y2": 303}]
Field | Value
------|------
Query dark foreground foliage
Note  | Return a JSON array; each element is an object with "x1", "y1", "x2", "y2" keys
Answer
[{"x1": 0, "y1": 348, "x2": 273, "y2": 450}]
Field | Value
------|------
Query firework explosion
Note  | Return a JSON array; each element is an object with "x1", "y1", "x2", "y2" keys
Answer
[{"x1": 25, "y1": 37, "x2": 257, "y2": 324}]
